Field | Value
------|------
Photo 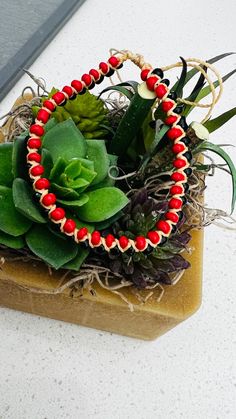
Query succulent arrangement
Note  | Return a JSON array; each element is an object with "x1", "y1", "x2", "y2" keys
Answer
[{"x1": 0, "y1": 50, "x2": 235, "y2": 297}]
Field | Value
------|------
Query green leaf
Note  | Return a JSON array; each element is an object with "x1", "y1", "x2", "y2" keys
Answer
[
  {"x1": 62, "y1": 246, "x2": 89, "y2": 270},
  {"x1": 0, "y1": 186, "x2": 32, "y2": 236},
  {"x1": 94, "y1": 210, "x2": 124, "y2": 229},
  {"x1": 171, "y1": 52, "x2": 235, "y2": 92},
  {"x1": 57, "y1": 194, "x2": 89, "y2": 208},
  {"x1": 203, "y1": 107, "x2": 236, "y2": 133},
  {"x1": 50, "y1": 183, "x2": 81, "y2": 200},
  {"x1": 78, "y1": 187, "x2": 129, "y2": 222},
  {"x1": 183, "y1": 68, "x2": 236, "y2": 116},
  {"x1": 25, "y1": 224, "x2": 78, "y2": 269},
  {"x1": 139, "y1": 124, "x2": 169, "y2": 172},
  {"x1": 109, "y1": 92, "x2": 155, "y2": 156},
  {"x1": 64, "y1": 159, "x2": 96, "y2": 185},
  {"x1": 43, "y1": 119, "x2": 87, "y2": 162},
  {"x1": 86, "y1": 140, "x2": 109, "y2": 184},
  {"x1": 174, "y1": 57, "x2": 187, "y2": 97},
  {"x1": 195, "y1": 141, "x2": 236, "y2": 213},
  {"x1": 41, "y1": 148, "x2": 53, "y2": 177},
  {"x1": 0, "y1": 143, "x2": 14, "y2": 186},
  {"x1": 44, "y1": 117, "x2": 58, "y2": 133},
  {"x1": 99, "y1": 85, "x2": 134, "y2": 100},
  {"x1": 0, "y1": 230, "x2": 25, "y2": 249},
  {"x1": 59, "y1": 174, "x2": 90, "y2": 190},
  {"x1": 12, "y1": 178, "x2": 46, "y2": 223},
  {"x1": 12, "y1": 131, "x2": 28, "y2": 179},
  {"x1": 49, "y1": 157, "x2": 67, "y2": 181}
]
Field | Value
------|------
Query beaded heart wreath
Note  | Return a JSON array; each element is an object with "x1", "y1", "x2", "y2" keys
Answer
[{"x1": 27, "y1": 51, "x2": 192, "y2": 254}]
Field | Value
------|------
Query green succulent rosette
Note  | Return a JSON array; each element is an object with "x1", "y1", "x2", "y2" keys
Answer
[{"x1": 0, "y1": 118, "x2": 129, "y2": 270}]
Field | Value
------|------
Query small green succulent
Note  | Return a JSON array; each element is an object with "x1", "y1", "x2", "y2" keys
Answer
[{"x1": 33, "y1": 88, "x2": 110, "y2": 139}]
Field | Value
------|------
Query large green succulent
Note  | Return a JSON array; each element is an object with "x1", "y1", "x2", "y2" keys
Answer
[{"x1": 0, "y1": 118, "x2": 129, "y2": 270}]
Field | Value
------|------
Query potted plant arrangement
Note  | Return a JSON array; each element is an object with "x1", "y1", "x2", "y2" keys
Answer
[{"x1": 0, "y1": 50, "x2": 235, "y2": 340}]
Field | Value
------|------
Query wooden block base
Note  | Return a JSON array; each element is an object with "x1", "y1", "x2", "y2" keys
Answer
[{"x1": 0, "y1": 229, "x2": 203, "y2": 340}]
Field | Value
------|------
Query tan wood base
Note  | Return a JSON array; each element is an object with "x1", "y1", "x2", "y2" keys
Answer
[{"x1": 0, "y1": 229, "x2": 203, "y2": 340}]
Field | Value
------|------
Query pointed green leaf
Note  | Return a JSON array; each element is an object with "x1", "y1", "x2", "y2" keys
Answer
[
  {"x1": 43, "y1": 119, "x2": 87, "y2": 162},
  {"x1": 203, "y1": 107, "x2": 236, "y2": 133},
  {"x1": 174, "y1": 57, "x2": 187, "y2": 97},
  {"x1": 86, "y1": 140, "x2": 109, "y2": 184},
  {"x1": 62, "y1": 247, "x2": 89, "y2": 270},
  {"x1": 12, "y1": 178, "x2": 46, "y2": 223},
  {"x1": 25, "y1": 224, "x2": 78, "y2": 269},
  {"x1": 171, "y1": 52, "x2": 235, "y2": 92},
  {"x1": 184, "y1": 68, "x2": 236, "y2": 116},
  {"x1": 195, "y1": 141, "x2": 236, "y2": 213},
  {"x1": 0, "y1": 186, "x2": 32, "y2": 236},
  {"x1": 109, "y1": 92, "x2": 155, "y2": 156},
  {"x1": 99, "y1": 85, "x2": 134, "y2": 100},
  {"x1": 0, "y1": 143, "x2": 14, "y2": 186},
  {"x1": 79, "y1": 187, "x2": 129, "y2": 222},
  {"x1": 0, "y1": 230, "x2": 25, "y2": 249}
]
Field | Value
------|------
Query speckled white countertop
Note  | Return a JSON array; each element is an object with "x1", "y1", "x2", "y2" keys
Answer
[{"x1": 0, "y1": 1, "x2": 236, "y2": 418}]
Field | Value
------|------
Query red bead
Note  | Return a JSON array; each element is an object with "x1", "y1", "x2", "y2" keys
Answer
[
  {"x1": 30, "y1": 124, "x2": 44, "y2": 137},
  {"x1": 165, "y1": 211, "x2": 179, "y2": 223},
  {"x1": 170, "y1": 185, "x2": 184, "y2": 195},
  {"x1": 99, "y1": 62, "x2": 109, "y2": 75},
  {"x1": 27, "y1": 152, "x2": 41, "y2": 163},
  {"x1": 172, "y1": 143, "x2": 185, "y2": 154},
  {"x1": 173, "y1": 158, "x2": 186, "y2": 169},
  {"x1": 63, "y1": 219, "x2": 76, "y2": 234},
  {"x1": 37, "y1": 109, "x2": 50, "y2": 124},
  {"x1": 146, "y1": 76, "x2": 158, "y2": 91},
  {"x1": 147, "y1": 231, "x2": 160, "y2": 245},
  {"x1": 156, "y1": 220, "x2": 171, "y2": 235},
  {"x1": 155, "y1": 84, "x2": 168, "y2": 99},
  {"x1": 42, "y1": 193, "x2": 56, "y2": 206},
  {"x1": 119, "y1": 235, "x2": 129, "y2": 249},
  {"x1": 165, "y1": 115, "x2": 178, "y2": 125},
  {"x1": 168, "y1": 198, "x2": 183, "y2": 209},
  {"x1": 108, "y1": 56, "x2": 120, "y2": 68},
  {"x1": 167, "y1": 127, "x2": 183, "y2": 140},
  {"x1": 62, "y1": 85, "x2": 74, "y2": 97},
  {"x1": 30, "y1": 165, "x2": 44, "y2": 177},
  {"x1": 89, "y1": 69, "x2": 100, "y2": 81},
  {"x1": 91, "y1": 231, "x2": 101, "y2": 246},
  {"x1": 52, "y1": 91, "x2": 66, "y2": 105},
  {"x1": 27, "y1": 138, "x2": 42, "y2": 149},
  {"x1": 50, "y1": 208, "x2": 66, "y2": 221},
  {"x1": 162, "y1": 100, "x2": 175, "y2": 112},
  {"x1": 77, "y1": 227, "x2": 88, "y2": 240},
  {"x1": 71, "y1": 79, "x2": 84, "y2": 93},
  {"x1": 43, "y1": 100, "x2": 55, "y2": 112},
  {"x1": 141, "y1": 68, "x2": 151, "y2": 81},
  {"x1": 105, "y1": 234, "x2": 115, "y2": 248},
  {"x1": 81, "y1": 73, "x2": 92, "y2": 87},
  {"x1": 35, "y1": 178, "x2": 50, "y2": 190},
  {"x1": 135, "y1": 236, "x2": 147, "y2": 251},
  {"x1": 171, "y1": 171, "x2": 186, "y2": 182}
]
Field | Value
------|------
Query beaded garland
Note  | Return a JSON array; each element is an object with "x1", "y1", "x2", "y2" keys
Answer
[{"x1": 26, "y1": 53, "x2": 192, "y2": 253}]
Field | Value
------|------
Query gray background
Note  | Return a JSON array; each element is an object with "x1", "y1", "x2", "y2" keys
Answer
[{"x1": 0, "y1": 0, "x2": 85, "y2": 100}]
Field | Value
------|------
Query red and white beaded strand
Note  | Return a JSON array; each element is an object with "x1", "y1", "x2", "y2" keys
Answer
[{"x1": 26, "y1": 52, "x2": 191, "y2": 253}]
